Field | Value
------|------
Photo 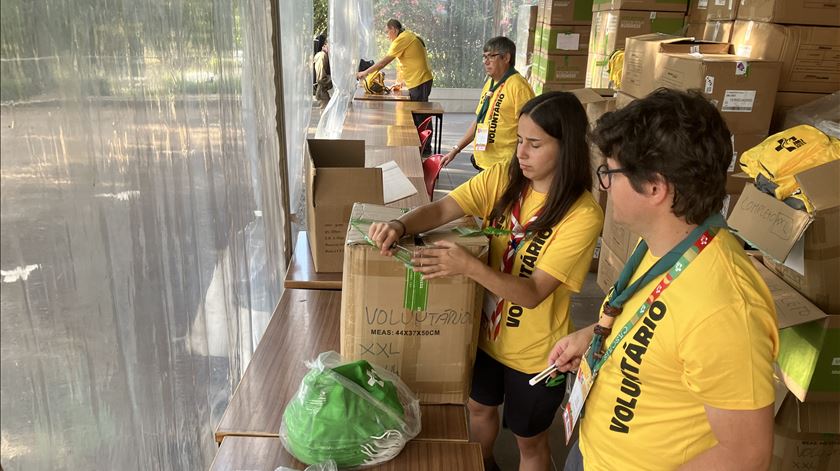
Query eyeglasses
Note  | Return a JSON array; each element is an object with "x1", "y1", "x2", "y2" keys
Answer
[
  {"x1": 596, "y1": 164, "x2": 628, "y2": 190},
  {"x1": 482, "y1": 53, "x2": 501, "y2": 62}
]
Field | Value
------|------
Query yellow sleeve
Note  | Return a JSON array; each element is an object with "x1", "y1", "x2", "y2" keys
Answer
[
  {"x1": 512, "y1": 78, "x2": 535, "y2": 117},
  {"x1": 387, "y1": 33, "x2": 409, "y2": 58},
  {"x1": 678, "y1": 303, "x2": 778, "y2": 409},
  {"x1": 534, "y1": 198, "x2": 603, "y2": 291},
  {"x1": 448, "y1": 162, "x2": 508, "y2": 219}
]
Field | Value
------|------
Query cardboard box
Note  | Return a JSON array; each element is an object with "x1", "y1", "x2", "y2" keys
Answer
[
  {"x1": 570, "y1": 87, "x2": 617, "y2": 123},
  {"x1": 614, "y1": 89, "x2": 636, "y2": 108},
  {"x1": 585, "y1": 53, "x2": 613, "y2": 88},
  {"x1": 684, "y1": 21, "x2": 706, "y2": 39},
  {"x1": 770, "y1": 91, "x2": 828, "y2": 133},
  {"x1": 620, "y1": 34, "x2": 730, "y2": 99},
  {"x1": 686, "y1": 0, "x2": 709, "y2": 23},
  {"x1": 340, "y1": 204, "x2": 488, "y2": 404},
  {"x1": 538, "y1": 24, "x2": 591, "y2": 55},
  {"x1": 703, "y1": 20, "x2": 733, "y2": 42},
  {"x1": 596, "y1": 241, "x2": 622, "y2": 294},
  {"x1": 652, "y1": 53, "x2": 781, "y2": 135},
  {"x1": 737, "y1": 0, "x2": 840, "y2": 28},
  {"x1": 777, "y1": 315, "x2": 840, "y2": 403},
  {"x1": 531, "y1": 78, "x2": 586, "y2": 94},
  {"x1": 771, "y1": 394, "x2": 840, "y2": 470},
  {"x1": 533, "y1": 53, "x2": 588, "y2": 83},
  {"x1": 306, "y1": 139, "x2": 384, "y2": 272},
  {"x1": 589, "y1": 10, "x2": 686, "y2": 56},
  {"x1": 542, "y1": 0, "x2": 595, "y2": 25},
  {"x1": 730, "y1": 21, "x2": 840, "y2": 94},
  {"x1": 601, "y1": 196, "x2": 642, "y2": 264},
  {"x1": 706, "y1": 0, "x2": 738, "y2": 20},
  {"x1": 592, "y1": 0, "x2": 689, "y2": 12},
  {"x1": 729, "y1": 132, "x2": 767, "y2": 172},
  {"x1": 752, "y1": 258, "x2": 827, "y2": 330},
  {"x1": 728, "y1": 160, "x2": 840, "y2": 314}
]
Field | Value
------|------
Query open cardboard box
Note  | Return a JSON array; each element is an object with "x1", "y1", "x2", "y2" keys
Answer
[
  {"x1": 306, "y1": 139, "x2": 385, "y2": 273},
  {"x1": 728, "y1": 159, "x2": 840, "y2": 314}
]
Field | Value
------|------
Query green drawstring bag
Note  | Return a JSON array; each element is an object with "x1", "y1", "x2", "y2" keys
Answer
[{"x1": 280, "y1": 352, "x2": 421, "y2": 468}]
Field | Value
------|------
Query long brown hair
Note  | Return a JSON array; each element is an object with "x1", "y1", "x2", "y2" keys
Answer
[{"x1": 488, "y1": 91, "x2": 591, "y2": 235}]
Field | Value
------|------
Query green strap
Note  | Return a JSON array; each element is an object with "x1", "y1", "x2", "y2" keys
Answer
[
  {"x1": 476, "y1": 68, "x2": 517, "y2": 124},
  {"x1": 606, "y1": 213, "x2": 726, "y2": 310}
]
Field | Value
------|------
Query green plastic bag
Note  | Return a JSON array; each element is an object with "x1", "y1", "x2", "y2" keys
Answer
[{"x1": 280, "y1": 352, "x2": 421, "y2": 468}]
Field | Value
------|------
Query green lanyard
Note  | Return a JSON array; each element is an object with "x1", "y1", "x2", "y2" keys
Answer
[
  {"x1": 587, "y1": 213, "x2": 726, "y2": 374},
  {"x1": 476, "y1": 68, "x2": 517, "y2": 124}
]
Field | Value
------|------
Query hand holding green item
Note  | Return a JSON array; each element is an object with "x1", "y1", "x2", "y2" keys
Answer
[{"x1": 280, "y1": 351, "x2": 422, "y2": 468}]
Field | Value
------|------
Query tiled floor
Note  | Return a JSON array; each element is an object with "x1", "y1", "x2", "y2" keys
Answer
[{"x1": 436, "y1": 113, "x2": 603, "y2": 471}]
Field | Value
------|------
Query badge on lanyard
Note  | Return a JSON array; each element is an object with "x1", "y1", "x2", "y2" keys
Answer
[
  {"x1": 474, "y1": 124, "x2": 490, "y2": 151},
  {"x1": 562, "y1": 346, "x2": 595, "y2": 444}
]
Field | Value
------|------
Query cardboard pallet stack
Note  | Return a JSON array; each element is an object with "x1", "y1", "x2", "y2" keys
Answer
[
  {"x1": 515, "y1": 4, "x2": 540, "y2": 77},
  {"x1": 585, "y1": 0, "x2": 688, "y2": 89},
  {"x1": 725, "y1": 0, "x2": 840, "y2": 133},
  {"x1": 530, "y1": 0, "x2": 594, "y2": 94}
]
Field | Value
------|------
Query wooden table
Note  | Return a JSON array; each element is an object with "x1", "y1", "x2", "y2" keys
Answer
[
  {"x1": 398, "y1": 102, "x2": 446, "y2": 155},
  {"x1": 342, "y1": 124, "x2": 420, "y2": 147},
  {"x1": 284, "y1": 232, "x2": 342, "y2": 290},
  {"x1": 215, "y1": 289, "x2": 470, "y2": 444},
  {"x1": 355, "y1": 86, "x2": 412, "y2": 101},
  {"x1": 366, "y1": 145, "x2": 423, "y2": 178},
  {"x1": 210, "y1": 436, "x2": 484, "y2": 471}
]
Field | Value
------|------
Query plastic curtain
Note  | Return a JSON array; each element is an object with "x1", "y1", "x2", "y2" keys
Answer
[
  {"x1": 281, "y1": 0, "x2": 314, "y2": 220},
  {"x1": 315, "y1": 0, "x2": 374, "y2": 138},
  {"x1": 0, "y1": 0, "x2": 286, "y2": 469}
]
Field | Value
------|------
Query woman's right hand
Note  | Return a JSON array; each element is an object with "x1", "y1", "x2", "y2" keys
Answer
[
  {"x1": 548, "y1": 325, "x2": 595, "y2": 374},
  {"x1": 368, "y1": 221, "x2": 405, "y2": 256},
  {"x1": 440, "y1": 148, "x2": 458, "y2": 167}
]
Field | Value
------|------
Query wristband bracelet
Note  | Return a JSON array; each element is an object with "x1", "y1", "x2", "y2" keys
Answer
[{"x1": 389, "y1": 219, "x2": 407, "y2": 237}]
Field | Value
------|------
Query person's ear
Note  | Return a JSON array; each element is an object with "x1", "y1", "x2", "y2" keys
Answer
[{"x1": 646, "y1": 174, "x2": 672, "y2": 205}]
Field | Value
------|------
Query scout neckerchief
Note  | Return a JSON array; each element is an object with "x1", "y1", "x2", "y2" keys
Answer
[
  {"x1": 486, "y1": 188, "x2": 543, "y2": 341},
  {"x1": 475, "y1": 68, "x2": 517, "y2": 125},
  {"x1": 560, "y1": 213, "x2": 726, "y2": 443}
]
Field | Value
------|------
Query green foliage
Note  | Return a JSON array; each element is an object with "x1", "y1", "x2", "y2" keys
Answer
[
  {"x1": 372, "y1": 0, "x2": 523, "y2": 88},
  {"x1": 314, "y1": 0, "x2": 329, "y2": 37}
]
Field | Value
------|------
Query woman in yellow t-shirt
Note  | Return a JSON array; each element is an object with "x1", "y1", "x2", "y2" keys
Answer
[{"x1": 368, "y1": 92, "x2": 604, "y2": 471}]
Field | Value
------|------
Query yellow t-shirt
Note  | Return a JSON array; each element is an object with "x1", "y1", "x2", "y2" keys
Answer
[
  {"x1": 579, "y1": 230, "x2": 779, "y2": 470},
  {"x1": 449, "y1": 162, "x2": 604, "y2": 373},
  {"x1": 386, "y1": 30, "x2": 433, "y2": 89},
  {"x1": 472, "y1": 73, "x2": 535, "y2": 169}
]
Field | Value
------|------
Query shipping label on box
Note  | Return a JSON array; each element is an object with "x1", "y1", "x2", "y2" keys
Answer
[
  {"x1": 737, "y1": 0, "x2": 840, "y2": 28},
  {"x1": 706, "y1": 0, "x2": 738, "y2": 20},
  {"x1": 539, "y1": 24, "x2": 591, "y2": 55},
  {"x1": 653, "y1": 53, "x2": 781, "y2": 134},
  {"x1": 306, "y1": 139, "x2": 384, "y2": 272},
  {"x1": 340, "y1": 204, "x2": 488, "y2": 404}
]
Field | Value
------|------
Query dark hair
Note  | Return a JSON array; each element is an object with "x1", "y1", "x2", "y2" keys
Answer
[
  {"x1": 489, "y1": 92, "x2": 591, "y2": 235},
  {"x1": 387, "y1": 19, "x2": 404, "y2": 33},
  {"x1": 314, "y1": 33, "x2": 326, "y2": 54},
  {"x1": 484, "y1": 36, "x2": 516, "y2": 68},
  {"x1": 590, "y1": 88, "x2": 732, "y2": 224}
]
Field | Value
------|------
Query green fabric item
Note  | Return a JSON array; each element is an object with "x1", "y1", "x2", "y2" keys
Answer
[{"x1": 283, "y1": 358, "x2": 409, "y2": 467}]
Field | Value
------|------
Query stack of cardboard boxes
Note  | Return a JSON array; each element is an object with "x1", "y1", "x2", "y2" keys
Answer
[
  {"x1": 515, "y1": 4, "x2": 540, "y2": 76},
  {"x1": 726, "y1": 0, "x2": 840, "y2": 132},
  {"x1": 530, "y1": 0, "x2": 594, "y2": 94},
  {"x1": 585, "y1": 0, "x2": 688, "y2": 88}
]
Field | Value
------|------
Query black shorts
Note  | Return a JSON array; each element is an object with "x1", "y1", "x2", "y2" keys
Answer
[{"x1": 470, "y1": 349, "x2": 566, "y2": 437}]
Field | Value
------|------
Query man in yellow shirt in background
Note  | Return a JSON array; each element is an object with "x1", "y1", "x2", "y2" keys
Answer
[
  {"x1": 548, "y1": 88, "x2": 779, "y2": 471},
  {"x1": 357, "y1": 19, "x2": 433, "y2": 102},
  {"x1": 441, "y1": 36, "x2": 534, "y2": 171}
]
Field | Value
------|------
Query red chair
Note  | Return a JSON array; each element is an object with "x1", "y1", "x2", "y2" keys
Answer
[
  {"x1": 416, "y1": 116, "x2": 433, "y2": 136},
  {"x1": 422, "y1": 154, "x2": 444, "y2": 200},
  {"x1": 419, "y1": 129, "x2": 433, "y2": 154}
]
